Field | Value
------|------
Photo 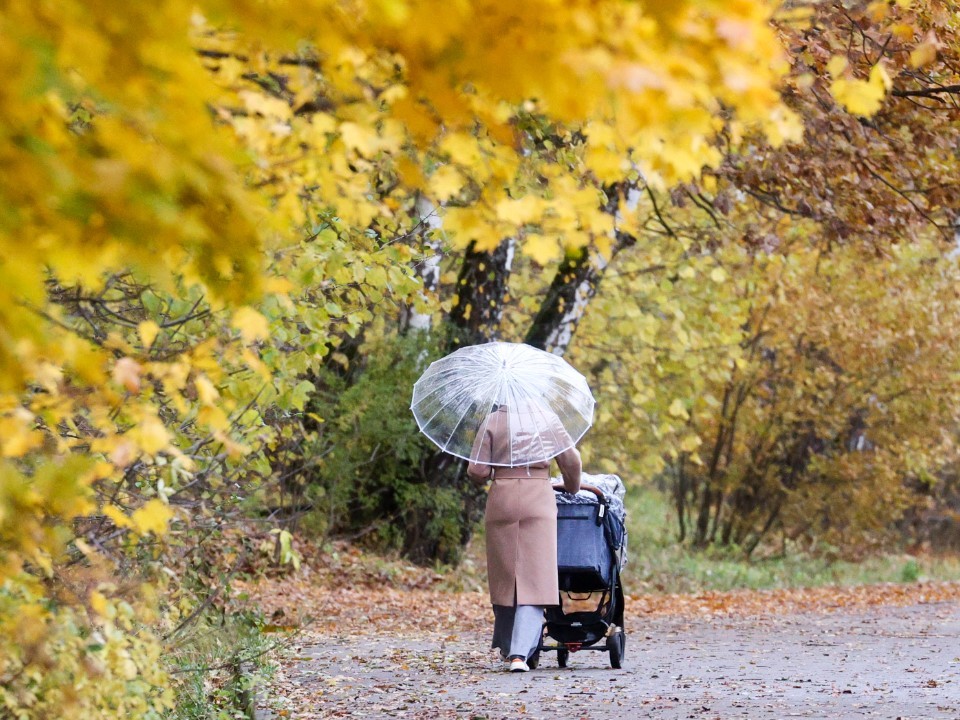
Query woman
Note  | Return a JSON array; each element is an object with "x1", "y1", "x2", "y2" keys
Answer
[{"x1": 467, "y1": 402, "x2": 582, "y2": 672}]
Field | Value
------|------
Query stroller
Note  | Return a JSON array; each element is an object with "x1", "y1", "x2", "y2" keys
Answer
[{"x1": 535, "y1": 474, "x2": 627, "y2": 669}]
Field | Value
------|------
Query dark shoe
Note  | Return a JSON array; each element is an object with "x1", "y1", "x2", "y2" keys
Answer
[{"x1": 527, "y1": 649, "x2": 540, "y2": 670}]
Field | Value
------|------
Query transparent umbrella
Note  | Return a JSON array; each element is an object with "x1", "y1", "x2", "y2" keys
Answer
[{"x1": 410, "y1": 341, "x2": 595, "y2": 467}]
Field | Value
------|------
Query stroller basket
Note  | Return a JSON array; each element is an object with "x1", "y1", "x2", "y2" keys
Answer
[{"x1": 556, "y1": 502, "x2": 623, "y2": 591}]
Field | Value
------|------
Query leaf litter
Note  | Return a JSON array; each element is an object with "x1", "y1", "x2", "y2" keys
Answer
[{"x1": 232, "y1": 549, "x2": 960, "y2": 719}]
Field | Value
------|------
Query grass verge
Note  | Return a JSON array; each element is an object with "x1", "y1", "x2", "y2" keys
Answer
[
  {"x1": 166, "y1": 609, "x2": 275, "y2": 720},
  {"x1": 623, "y1": 486, "x2": 960, "y2": 595}
]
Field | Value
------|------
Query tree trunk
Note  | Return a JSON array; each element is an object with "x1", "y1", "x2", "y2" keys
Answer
[
  {"x1": 744, "y1": 499, "x2": 782, "y2": 558},
  {"x1": 400, "y1": 195, "x2": 444, "y2": 334},
  {"x1": 448, "y1": 238, "x2": 515, "y2": 349},
  {"x1": 525, "y1": 183, "x2": 637, "y2": 354},
  {"x1": 708, "y1": 490, "x2": 724, "y2": 542},
  {"x1": 675, "y1": 457, "x2": 688, "y2": 543},
  {"x1": 694, "y1": 484, "x2": 713, "y2": 547},
  {"x1": 525, "y1": 245, "x2": 608, "y2": 353}
]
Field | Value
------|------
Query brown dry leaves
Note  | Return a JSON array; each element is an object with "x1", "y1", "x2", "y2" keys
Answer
[
  {"x1": 235, "y1": 555, "x2": 960, "y2": 719},
  {"x1": 234, "y1": 558, "x2": 960, "y2": 639},
  {"x1": 630, "y1": 581, "x2": 960, "y2": 619}
]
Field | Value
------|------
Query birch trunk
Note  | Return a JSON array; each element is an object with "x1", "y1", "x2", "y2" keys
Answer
[
  {"x1": 525, "y1": 185, "x2": 640, "y2": 355},
  {"x1": 400, "y1": 196, "x2": 444, "y2": 334},
  {"x1": 448, "y1": 237, "x2": 516, "y2": 349}
]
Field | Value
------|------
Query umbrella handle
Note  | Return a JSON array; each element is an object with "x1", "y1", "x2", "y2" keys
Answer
[{"x1": 552, "y1": 482, "x2": 606, "y2": 503}]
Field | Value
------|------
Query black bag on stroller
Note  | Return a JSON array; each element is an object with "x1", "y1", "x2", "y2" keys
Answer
[{"x1": 536, "y1": 474, "x2": 627, "y2": 669}]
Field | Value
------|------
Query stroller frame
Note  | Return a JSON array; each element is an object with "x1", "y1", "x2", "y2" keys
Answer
[{"x1": 533, "y1": 483, "x2": 626, "y2": 669}]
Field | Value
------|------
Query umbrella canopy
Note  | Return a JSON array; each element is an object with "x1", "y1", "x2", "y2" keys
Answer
[{"x1": 411, "y1": 341, "x2": 595, "y2": 467}]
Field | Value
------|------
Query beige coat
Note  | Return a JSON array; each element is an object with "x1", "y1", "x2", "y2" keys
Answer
[{"x1": 468, "y1": 405, "x2": 581, "y2": 606}]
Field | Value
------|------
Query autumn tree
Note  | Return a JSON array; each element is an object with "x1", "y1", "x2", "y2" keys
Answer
[
  {"x1": 577, "y1": 0, "x2": 960, "y2": 555},
  {"x1": 0, "y1": 1, "x2": 805, "y2": 715},
  {"x1": 187, "y1": 0, "x2": 806, "y2": 561}
]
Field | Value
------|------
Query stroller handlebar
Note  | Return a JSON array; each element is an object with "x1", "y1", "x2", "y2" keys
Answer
[{"x1": 552, "y1": 482, "x2": 607, "y2": 503}]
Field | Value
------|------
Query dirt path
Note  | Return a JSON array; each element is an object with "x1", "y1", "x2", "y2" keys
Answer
[{"x1": 258, "y1": 598, "x2": 960, "y2": 719}]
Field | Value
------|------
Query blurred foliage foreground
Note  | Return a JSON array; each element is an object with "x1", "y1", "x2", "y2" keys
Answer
[{"x1": 5, "y1": 0, "x2": 960, "y2": 718}]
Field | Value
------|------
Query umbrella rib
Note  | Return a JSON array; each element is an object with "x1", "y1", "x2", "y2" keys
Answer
[
  {"x1": 415, "y1": 360, "x2": 504, "y2": 402},
  {"x1": 439, "y1": 390, "x2": 486, "y2": 455},
  {"x1": 533, "y1": 404, "x2": 556, "y2": 463},
  {"x1": 414, "y1": 371, "x2": 478, "y2": 400},
  {"x1": 415, "y1": 379, "x2": 487, "y2": 434}
]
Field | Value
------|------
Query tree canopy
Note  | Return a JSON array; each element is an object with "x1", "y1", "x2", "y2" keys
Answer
[{"x1": 4, "y1": 0, "x2": 960, "y2": 716}]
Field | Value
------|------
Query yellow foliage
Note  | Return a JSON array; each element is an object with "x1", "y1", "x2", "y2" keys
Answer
[
  {"x1": 429, "y1": 165, "x2": 467, "y2": 202},
  {"x1": 830, "y1": 64, "x2": 892, "y2": 116},
  {"x1": 130, "y1": 499, "x2": 174, "y2": 536},
  {"x1": 525, "y1": 234, "x2": 564, "y2": 266},
  {"x1": 495, "y1": 196, "x2": 546, "y2": 226},
  {"x1": 668, "y1": 398, "x2": 690, "y2": 419},
  {"x1": 137, "y1": 320, "x2": 160, "y2": 350},
  {"x1": 231, "y1": 306, "x2": 271, "y2": 343},
  {"x1": 0, "y1": 0, "x2": 810, "y2": 712},
  {"x1": 130, "y1": 415, "x2": 172, "y2": 456},
  {"x1": 909, "y1": 40, "x2": 939, "y2": 68},
  {"x1": 0, "y1": 579, "x2": 174, "y2": 719}
]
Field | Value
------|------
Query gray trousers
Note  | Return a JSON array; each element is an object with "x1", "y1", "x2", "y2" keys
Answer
[{"x1": 491, "y1": 604, "x2": 544, "y2": 660}]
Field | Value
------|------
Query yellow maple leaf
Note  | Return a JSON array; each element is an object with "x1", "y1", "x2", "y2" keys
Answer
[
  {"x1": 429, "y1": 165, "x2": 466, "y2": 202},
  {"x1": 830, "y1": 64, "x2": 890, "y2": 117},
  {"x1": 826, "y1": 55, "x2": 848, "y2": 77},
  {"x1": 133, "y1": 415, "x2": 170, "y2": 455},
  {"x1": 909, "y1": 42, "x2": 938, "y2": 69},
  {"x1": 668, "y1": 398, "x2": 689, "y2": 419},
  {"x1": 130, "y1": 499, "x2": 174, "y2": 536},
  {"x1": 524, "y1": 233, "x2": 562, "y2": 265},
  {"x1": 103, "y1": 503, "x2": 133, "y2": 529},
  {"x1": 891, "y1": 23, "x2": 916, "y2": 41},
  {"x1": 239, "y1": 90, "x2": 292, "y2": 120},
  {"x1": 198, "y1": 405, "x2": 230, "y2": 431},
  {"x1": 710, "y1": 267, "x2": 728, "y2": 283},
  {"x1": 494, "y1": 195, "x2": 544, "y2": 225},
  {"x1": 396, "y1": 154, "x2": 426, "y2": 189},
  {"x1": 440, "y1": 132, "x2": 484, "y2": 166},
  {"x1": 263, "y1": 277, "x2": 294, "y2": 294},
  {"x1": 0, "y1": 409, "x2": 43, "y2": 458},
  {"x1": 585, "y1": 145, "x2": 628, "y2": 183},
  {"x1": 339, "y1": 121, "x2": 380, "y2": 156},
  {"x1": 138, "y1": 320, "x2": 160, "y2": 350},
  {"x1": 231, "y1": 306, "x2": 270, "y2": 343},
  {"x1": 89, "y1": 590, "x2": 114, "y2": 618},
  {"x1": 194, "y1": 375, "x2": 219, "y2": 405}
]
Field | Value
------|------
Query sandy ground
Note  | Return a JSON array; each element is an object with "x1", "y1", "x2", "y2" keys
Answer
[{"x1": 258, "y1": 600, "x2": 960, "y2": 719}]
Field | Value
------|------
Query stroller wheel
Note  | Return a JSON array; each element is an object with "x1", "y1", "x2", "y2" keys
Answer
[
  {"x1": 528, "y1": 649, "x2": 541, "y2": 670},
  {"x1": 606, "y1": 629, "x2": 625, "y2": 669},
  {"x1": 557, "y1": 648, "x2": 569, "y2": 668}
]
